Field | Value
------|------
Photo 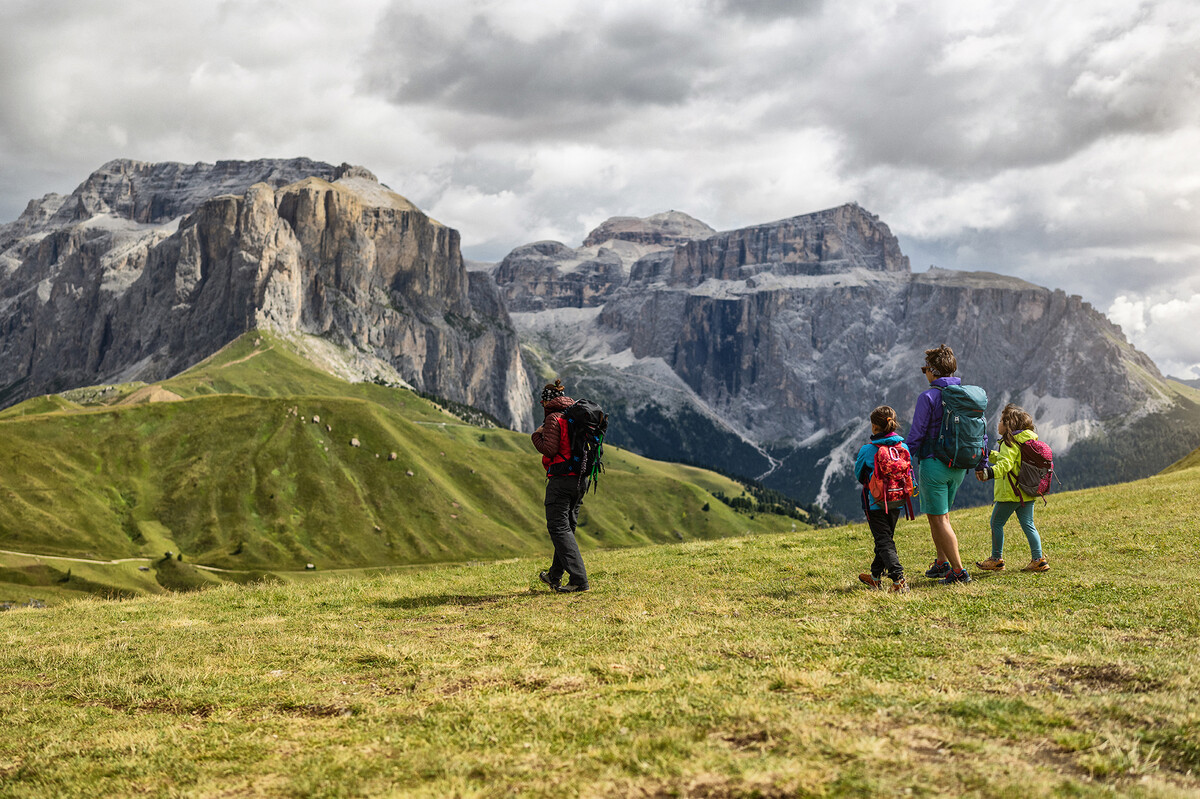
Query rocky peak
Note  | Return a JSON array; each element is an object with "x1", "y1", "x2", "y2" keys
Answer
[
  {"x1": 332, "y1": 163, "x2": 378, "y2": 182},
  {"x1": 659, "y1": 202, "x2": 910, "y2": 287},
  {"x1": 492, "y1": 211, "x2": 716, "y2": 313},
  {"x1": 29, "y1": 158, "x2": 342, "y2": 233},
  {"x1": 0, "y1": 159, "x2": 531, "y2": 429},
  {"x1": 583, "y1": 210, "x2": 715, "y2": 248}
]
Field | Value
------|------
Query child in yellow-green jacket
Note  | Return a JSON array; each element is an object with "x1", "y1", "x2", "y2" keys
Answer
[{"x1": 973, "y1": 403, "x2": 1050, "y2": 572}]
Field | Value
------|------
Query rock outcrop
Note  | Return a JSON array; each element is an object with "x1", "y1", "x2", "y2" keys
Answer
[
  {"x1": 582, "y1": 210, "x2": 715, "y2": 249},
  {"x1": 0, "y1": 159, "x2": 531, "y2": 428},
  {"x1": 492, "y1": 211, "x2": 713, "y2": 312}
]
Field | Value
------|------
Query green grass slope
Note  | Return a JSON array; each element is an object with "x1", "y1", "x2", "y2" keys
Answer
[
  {"x1": 0, "y1": 333, "x2": 797, "y2": 601},
  {"x1": 1, "y1": 462, "x2": 1197, "y2": 797},
  {"x1": 1162, "y1": 443, "x2": 1200, "y2": 474}
]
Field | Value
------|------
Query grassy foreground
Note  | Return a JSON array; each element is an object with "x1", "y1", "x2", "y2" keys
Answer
[{"x1": 1, "y1": 464, "x2": 1199, "y2": 798}]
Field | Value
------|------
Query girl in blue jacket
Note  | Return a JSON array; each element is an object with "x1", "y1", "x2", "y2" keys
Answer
[{"x1": 853, "y1": 405, "x2": 910, "y2": 593}]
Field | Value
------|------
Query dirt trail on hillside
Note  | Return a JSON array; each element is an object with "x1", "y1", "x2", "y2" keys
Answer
[
  {"x1": 218, "y1": 345, "x2": 274, "y2": 369},
  {"x1": 0, "y1": 547, "x2": 236, "y2": 573},
  {"x1": 118, "y1": 386, "x2": 183, "y2": 405}
]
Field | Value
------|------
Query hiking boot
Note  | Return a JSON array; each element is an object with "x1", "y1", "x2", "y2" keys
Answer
[
  {"x1": 555, "y1": 583, "x2": 590, "y2": 593},
  {"x1": 1021, "y1": 557, "x2": 1050, "y2": 572},
  {"x1": 890, "y1": 578, "x2": 910, "y2": 594},
  {"x1": 858, "y1": 573, "x2": 883, "y2": 590},
  {"x1": 976, "y1": 556, "x2": 1005, "y2": 571},
  {"x1": 924, "y1": 560, "x2": 951, "y2": 579},
  {"x1": 538, "y1": 571, "x2": 560, "y2": 590},
  {"x1": 941, "y1": 568, "x2": 973, "y2": 585}
]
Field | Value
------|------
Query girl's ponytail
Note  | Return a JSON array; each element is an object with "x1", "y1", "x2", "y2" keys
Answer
[{"x1": 870, "y1": 405, "x2": 899, "y2": 434}]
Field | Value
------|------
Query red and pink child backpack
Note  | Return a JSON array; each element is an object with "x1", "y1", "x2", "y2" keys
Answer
[
  {"x1": 868, "y1": 443, "x2": 916, "y2": 520},
  {"x1": 1009, "y1": 439, "x2": 1055, "y2": 506}
]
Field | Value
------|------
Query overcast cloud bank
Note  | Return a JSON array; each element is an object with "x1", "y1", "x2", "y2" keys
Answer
[{"x1": 2, "y1": 0, "x2": 1197, "y2": 376}]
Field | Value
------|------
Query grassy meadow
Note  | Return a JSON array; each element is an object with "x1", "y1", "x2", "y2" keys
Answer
[
  {"x1": 1, "y1": 458, "x2": 1198, "y2": 797},
  {"x1": 0, "y1": 333, "x2": 797, "y2": 603}
]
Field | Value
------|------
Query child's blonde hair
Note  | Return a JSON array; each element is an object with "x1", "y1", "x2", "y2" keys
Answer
[
  {"x1": 1000, "y1": 403, "x2": 1036, "y2": 446},
  {"x1": 870, "y1": 405, "x2": 899, "y2": 434}
]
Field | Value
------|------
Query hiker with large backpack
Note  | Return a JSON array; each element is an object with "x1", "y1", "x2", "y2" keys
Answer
[
  {"x1": 904, "y1": 344, "x2": 989, "y2": 585},
  {"x1": 853, "y1": 405, "x2": 915, "y2": 593},
  {"x1": 530, "y1": 379, "x2": 607, "y2": 594},
  {"x1": 973, "y1": 403, "x2": 1052, "y2": 573}
]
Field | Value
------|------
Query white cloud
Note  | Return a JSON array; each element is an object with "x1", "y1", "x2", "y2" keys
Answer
[{"x1": 1109, "y1": 292, "x2": 1200, "y2": 377}]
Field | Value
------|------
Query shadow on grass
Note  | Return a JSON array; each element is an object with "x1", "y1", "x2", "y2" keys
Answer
[{"x1": 376, "y1": 590, "x2": 545, "y2": 610}]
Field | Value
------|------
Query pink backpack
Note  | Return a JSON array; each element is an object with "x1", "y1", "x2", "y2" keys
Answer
[
  {"x1": 868, "y1": 443, "x2": 916, "y2": 520},
  {"x1": 1008, "y1": 439, "x2": 1055, "y2": 506}
]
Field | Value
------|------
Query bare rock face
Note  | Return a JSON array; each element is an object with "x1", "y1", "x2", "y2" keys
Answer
[
  {"x1": 582, "y1": 210, "x2": 715, "y2": 248},
  {"x1": 493, "y1": 211, "x2": 714, "y2": 312},
  {"x1": 507, "y1": 202, "x2": 1191, "y2": 516},
  {"x1": 662, "y1": 203, "x2": 908, "y2": 287},
  {"x1": 0, "y1": 159, "x2": 531, "y2": 428}
]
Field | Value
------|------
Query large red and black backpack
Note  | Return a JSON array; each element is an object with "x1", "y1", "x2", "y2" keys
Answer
[
  {"x1": 546, "y1": 398, "x2": 608, "y2": 493},
  {"x1": 1008, "y1": 438, "x2": 1056, "y2": 506},
  {"x1": 867, "y1": 442, "x2": 916, "y2": 520}
]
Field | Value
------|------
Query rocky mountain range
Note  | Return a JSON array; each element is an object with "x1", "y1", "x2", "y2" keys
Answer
[
  {"x1": 494, "y1": 204, "x2": 1200, "y2": 515},
  {"x1": 0, "y1": 159, "x2": 531, "y2": 429},
  {"x1": 3, "y1": 159, "x2": 1198, "y2": 517}
]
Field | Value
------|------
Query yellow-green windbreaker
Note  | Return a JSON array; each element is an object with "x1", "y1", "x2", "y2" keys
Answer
[{"x1": 989, "y1": 429, "x2": 1039, "y2": 503}]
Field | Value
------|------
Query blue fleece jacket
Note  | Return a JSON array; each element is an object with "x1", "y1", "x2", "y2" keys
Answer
[{"x1": 854, "y1": 432, "x2": 910, "y2": 511}]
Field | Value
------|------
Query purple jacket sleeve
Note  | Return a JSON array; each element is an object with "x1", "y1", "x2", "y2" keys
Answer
[{"x1": 904, "y1": 391, "x2": 935, "y2": 457}]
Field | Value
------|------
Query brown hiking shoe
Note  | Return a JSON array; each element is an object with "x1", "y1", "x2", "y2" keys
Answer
[
  {"x1": 976, "y1": 556, "x2": 1005, "y2": 571},
  {"x1": 858, "y1": 573, "x2": 883, "y2": 590},
  {"x1": 1021, "y1": 557, "x2": 1050, "y2": 572},
  {"x1": 890, "y1": 578, "x2": 910, "y2": 594}
]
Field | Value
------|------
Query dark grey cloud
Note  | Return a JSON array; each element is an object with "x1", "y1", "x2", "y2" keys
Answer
[
  {"x1": 365, "y1": 5, "x2": 719, "y2": 139},
  {"x1": 746, "y1": 5, "x2": 1200, "y2": 180},
  {"x1": 716, "y1": 0, "x2": 823, "y2": 21}
]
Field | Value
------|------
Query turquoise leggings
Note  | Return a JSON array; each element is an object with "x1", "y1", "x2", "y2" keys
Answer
[{"x1": 990, "y1": 501, "x2": 1042, "y2": 560}]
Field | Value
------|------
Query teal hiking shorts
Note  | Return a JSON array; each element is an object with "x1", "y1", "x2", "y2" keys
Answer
[{"x1": 917, "y1": 457, "x2": 967, "y2": 516}]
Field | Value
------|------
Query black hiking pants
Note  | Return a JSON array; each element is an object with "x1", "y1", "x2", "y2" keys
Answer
[
  {"x1": 545, "y1": 476, "x2": 589, "y2": 589},
  {"x1": 866, "y1": 507, "x2": 904, "y2": 581}
]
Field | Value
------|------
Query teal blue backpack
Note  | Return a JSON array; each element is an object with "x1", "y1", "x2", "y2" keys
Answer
[{"x1": 932, "y1": 384, "x2": 989, "y2": 469}]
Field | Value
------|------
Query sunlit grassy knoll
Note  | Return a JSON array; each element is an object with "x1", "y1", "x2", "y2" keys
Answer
[{"x1": 1, "y1": 464, "x2": 1198, "y2": 797}]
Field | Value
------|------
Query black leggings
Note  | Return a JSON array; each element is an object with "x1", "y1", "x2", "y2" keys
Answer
[{"x1": 865, "y1": 507, "x2": 904, "y2": 581}]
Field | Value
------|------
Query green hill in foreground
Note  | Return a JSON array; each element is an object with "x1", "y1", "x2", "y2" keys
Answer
[
  {"x1": 0, "y1": 333, "x2": 804, "y2": 602},
  {"x1": 1, "y1": 460, "x2": 1198, "y2": 797}
]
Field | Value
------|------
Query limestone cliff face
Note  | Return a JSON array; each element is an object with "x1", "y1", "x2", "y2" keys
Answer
[
  {"x1": 0, "y1": 160, "x2": 531, "y2": 428},
  {"x1": 609, "y1": 268, "x2": 1160, "y2": 444},
  {"x1": 592, "y1": 203, "x2": 1160, "y2": 443},
  {"x1": 582, "y1": 210, "x2": 715, "y2": 249},
  {"x1": 510, "y1": 202, "x2": 1188, "y2": 515},
  {"x1": 664, "y1": 203, "x2": 908, "y2": 287},
  {"x1": 492, "y1": 211, "x2": 713, "y2": 312}
]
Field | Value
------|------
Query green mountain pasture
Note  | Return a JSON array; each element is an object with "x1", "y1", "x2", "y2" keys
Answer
[{"x1": 0, "y1": 334, "x2": 798, "y2": 602}]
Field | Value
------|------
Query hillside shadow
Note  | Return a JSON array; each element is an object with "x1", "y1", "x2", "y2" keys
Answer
[{"x1": 376, "y1": 591, "x2": 542, "y2": 610}]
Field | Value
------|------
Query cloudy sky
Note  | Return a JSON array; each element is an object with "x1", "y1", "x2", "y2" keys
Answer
[{"x1": 2, "y1": 0, "x2": 1198, "y2": 376}]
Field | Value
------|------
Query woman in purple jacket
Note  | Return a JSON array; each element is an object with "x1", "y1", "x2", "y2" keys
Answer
[{"x1": 905, "y1": 345, "x2": 973, "y2": 584}]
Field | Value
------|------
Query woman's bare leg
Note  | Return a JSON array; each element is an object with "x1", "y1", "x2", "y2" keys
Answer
[{"x1": 927, "y1": 513, "x2": 962, "y2": 571}]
